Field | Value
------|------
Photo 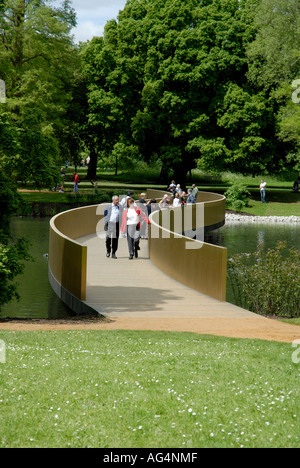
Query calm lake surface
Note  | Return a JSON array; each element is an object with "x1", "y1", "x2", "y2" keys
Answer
[
  {"x1": 2, "y1": 217, "x2": 73, "y2": 319},
  {"x1": 2, "y1": 217, "x2": 300, "y2": 318}
]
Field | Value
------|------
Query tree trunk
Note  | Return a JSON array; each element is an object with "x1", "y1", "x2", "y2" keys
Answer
[
  {"x1": 173, "y1": 166, "x2": 188, "y2": 191},
  {"x1": 87, "y1": 148, "x2": 97, "y2": 179},
  {"x1": 115, "y1": 154, "x2": 118, "y2": 176},
  {"x1": 159, "y1": 165, "x2": 169, "y2": 185}
]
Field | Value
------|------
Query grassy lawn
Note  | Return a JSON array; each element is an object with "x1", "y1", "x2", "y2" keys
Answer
[
  {"x1": 240, "y1": 200, "x2": 300, "y2": 217},
  {"x1": 18, "y1": 190, "x2": 115, "y2": 204},
  {"x1": 16, "y1": 168, "x2": 300, "y2": 216},
  {"x1": 220, "y1": 171, "x2": 296, "y2": 189},
  {"x1": 279, "y1": 318, "x2": 300, "y2": 327},
  {"x1": 18, "y1": 188, "x2": 300, "y2": 217},
  {"x1": 0, "y1": 330, "x2": 299, "y2": 448}
]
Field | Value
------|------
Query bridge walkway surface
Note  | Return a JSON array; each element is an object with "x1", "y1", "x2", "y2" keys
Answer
[{"x1": 71, "y1": 232, "x2": 300, "y2": 344}]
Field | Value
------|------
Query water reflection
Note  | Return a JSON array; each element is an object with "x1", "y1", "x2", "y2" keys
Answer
[
  {"x1": 257, "y1": 229, "x2": 265, "y2": 247},
  {"x1": 206, "y1": 221, "x2": 300, "y2": 305},
  {"x1": 206, "y1": 222, "x2": 300, "y2": 256},
  {"x1": 2, "y1": 217, "x2": 74, "y2": 319}
]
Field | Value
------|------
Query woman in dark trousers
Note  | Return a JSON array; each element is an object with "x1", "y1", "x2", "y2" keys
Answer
[
  {"x1": 121, "y1": 198, "x2": 150, "y2": 259},
  {"x1": 147, "y1": 198, "x2": 160, "y2": 216}
]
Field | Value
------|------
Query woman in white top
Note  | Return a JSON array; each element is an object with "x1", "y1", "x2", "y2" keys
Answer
[
  {"x1": 121, "y1": 198, "x2": 150, "y2": 259},
  {"x1": 175, "y1": 184, "x2": 182, "y2": 194},
  {"x1": 260, "y1": 179, "x2": 267, "y2": 203},
  {"x1": 172, "y1": 192, "x2": 181, "y2": 207}
]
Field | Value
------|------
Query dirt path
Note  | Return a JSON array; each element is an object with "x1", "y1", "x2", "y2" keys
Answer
[{"x1": 0, "y1": 316, "x2": 299, "y2": 343}]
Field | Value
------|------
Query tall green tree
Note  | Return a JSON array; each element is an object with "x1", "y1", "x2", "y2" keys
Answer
[
  {"x1": 0, "y1": 0, "x2": 79, "y2": 186},
  {"x1": 247, "y1": 0, "x2": 300, "y2": 89},
  {"x1": 82, "y1": 0, "x2": 282, "y2": 181},
  {"x1": 277, "y1": 86, "x2": 300, "y2": 171},
  {"x1": 247, "y1": 0, "x2": 300, "y2": 171}
]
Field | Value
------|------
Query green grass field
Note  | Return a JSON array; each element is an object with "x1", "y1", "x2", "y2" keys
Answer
[
  {"x1": 0, "y1": 330, "x2": 299, "y2": 448},
  {"x1": 238, "y1": 200, "x2": 300, "y2": 217},
  {"x1": 280, "y1": 318, "x2": 300, "y2": 326}
]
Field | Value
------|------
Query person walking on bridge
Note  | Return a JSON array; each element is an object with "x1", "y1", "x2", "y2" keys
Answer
[
  {"x1": 104, "y1": 195, "x2": 122, "y2": 259},
  {"x1": 121, "y1": 198, "x2": 150, "y2": 259}
]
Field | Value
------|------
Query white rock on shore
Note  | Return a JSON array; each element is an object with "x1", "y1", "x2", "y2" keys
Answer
[{"x1": 225, "y1": 212, "x2": 300, "y2": 224}]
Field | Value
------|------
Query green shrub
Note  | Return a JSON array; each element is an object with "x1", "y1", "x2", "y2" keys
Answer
[
  {"x1": 227, "y1": 241, "x2": 300, "y2": 317},
  {"x1": 225, "y1": 182, "x2": 250, "y2": 211}
]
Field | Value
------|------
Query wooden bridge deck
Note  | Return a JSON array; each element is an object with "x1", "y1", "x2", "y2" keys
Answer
[
  {"x1": 78, "y1": 233, "x2": 261, "y2": 319},
  {"x1": 63, "y1": 233, "x2": 300, "y2": 344},
  {"x1": 1, "y1": 232, "x2": 299, "y2": 343}
]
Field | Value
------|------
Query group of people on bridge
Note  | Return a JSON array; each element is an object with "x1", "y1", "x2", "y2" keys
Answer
[
  {"x1": 104, "y1": 193, "x2": 149, "y2": 261},
  {"x1": 104, "y1": 183, "x2": 199, "y2": 260}
]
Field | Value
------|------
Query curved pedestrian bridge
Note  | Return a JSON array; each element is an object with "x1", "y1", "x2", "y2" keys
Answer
[{"x1": 48, "y1": 189, "x2": 257, "y2": 319}]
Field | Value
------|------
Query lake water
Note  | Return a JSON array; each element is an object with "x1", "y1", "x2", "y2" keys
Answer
[
  {"x1": 2, "y1": 218, "x2": 74, "y2": 319},
  {"x1": 2, "y1": 217, "x2": 300, "y2": 318},
  {"x1": 207, "y1": 221, "x2": 300, "y2": 256}
]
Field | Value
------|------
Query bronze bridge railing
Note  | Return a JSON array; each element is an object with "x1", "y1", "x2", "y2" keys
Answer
[{"x1": 48, "y1": 189, "x2": 227, "y2": 312}]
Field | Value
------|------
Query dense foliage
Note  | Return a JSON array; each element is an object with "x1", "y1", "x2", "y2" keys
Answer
[
  {"x1": 0, "y1": 171, "x2": 31, "y2": 311},
  {"x1": 228, "y1": 241, "x2": 300, "y2": 317},
  {"x1": 0, "y1": 0, "x2": 80, "y2": 186},
  {"x1": 81, "y1": 0, "x2": 300, "y2": 182},
  {"x1": 1, "y1": 0, "x2": 300, "y2": 185},
  {"x1": 247, "y1": 0, "x2": 300, "y2": 172},
  {"x1": 224, "y1": 182, "x2": 251, "y2": 211}
]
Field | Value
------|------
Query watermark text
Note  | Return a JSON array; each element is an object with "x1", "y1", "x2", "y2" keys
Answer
[
  {"x1": 0, "y1": 339, "x2": 6, "y2": 363},
  {"x1": 292, "y1": 339, "x2": 300, "y2": 364},
  {"x1": 0, "y1": 80, "x2": 6, "y2": 103},
  {"x1": 292, "y1": 79, "x2": 300, "y2": 104},
  {"x1": 96, "y1": 198, "x2": 205, "y2": 249}
]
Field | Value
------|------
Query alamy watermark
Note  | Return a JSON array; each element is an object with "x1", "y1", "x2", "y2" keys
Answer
[
  {"x1": 0, "y1": 79, "x2": 6, "y2": 103},
  {"x1": 96, "y1": 199, "x2": 205, "y2": 250},
  {"x1": 0, "y1": 339, "x2": 6, "y2": 363},
  {"x1": 291, "y1": 79, "x2": 300, "y2": 104},
  {"x1": 292, "y1": 339, "x2": 300, "y2": 364}
]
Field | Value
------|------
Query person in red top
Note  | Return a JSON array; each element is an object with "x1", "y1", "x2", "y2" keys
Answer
[
  {"x1": 73, "y1": 172, "x2": 79, "y2": 193},
  {"x1": 121, "y1": 198, "x2": 150, "y2": 259}
]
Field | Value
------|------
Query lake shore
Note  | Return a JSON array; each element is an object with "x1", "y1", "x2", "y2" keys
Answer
[{"x1": 226, "y1": 211, "x2": 300, "y2": 224}]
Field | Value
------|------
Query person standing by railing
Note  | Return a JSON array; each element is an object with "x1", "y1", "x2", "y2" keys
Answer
[
  {"x1": 187, "y1": 188, "x2": 196, "y2": 204},
  {"x1": 192, "y1": 184, "x2": 198, "y2": 200},
  {"x1": 172, "y1": 192, "x2": 181, "y2": 207}
]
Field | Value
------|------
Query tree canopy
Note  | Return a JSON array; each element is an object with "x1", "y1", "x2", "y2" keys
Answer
[
  {"x1": 0, "y1": 0, "x2": 80, "y2": 186},
  {"x1": 1, "y1": 0, "x2": 300, "y2": 186},
  {"x1": 247, "y1": 0, "x2": 300, "y2": 171},
  {"x1": 81, "y1": 0, "x2": 298, "y2": 181},
  {"x1": 0, "y1": 0, "x2": 77, "y2": 309}
]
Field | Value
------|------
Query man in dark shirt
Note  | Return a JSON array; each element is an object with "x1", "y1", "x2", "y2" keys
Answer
[
  {"x1": 104, "y1": 195, "x2": 122, "y2": 258},
  {"x1": 186, "y1": 189, "x2": 196, "y2": 204}
]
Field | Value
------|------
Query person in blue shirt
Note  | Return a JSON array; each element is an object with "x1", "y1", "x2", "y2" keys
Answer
[{"x1": 186, "y1": 189, "x2": 196, "y2": 204}]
